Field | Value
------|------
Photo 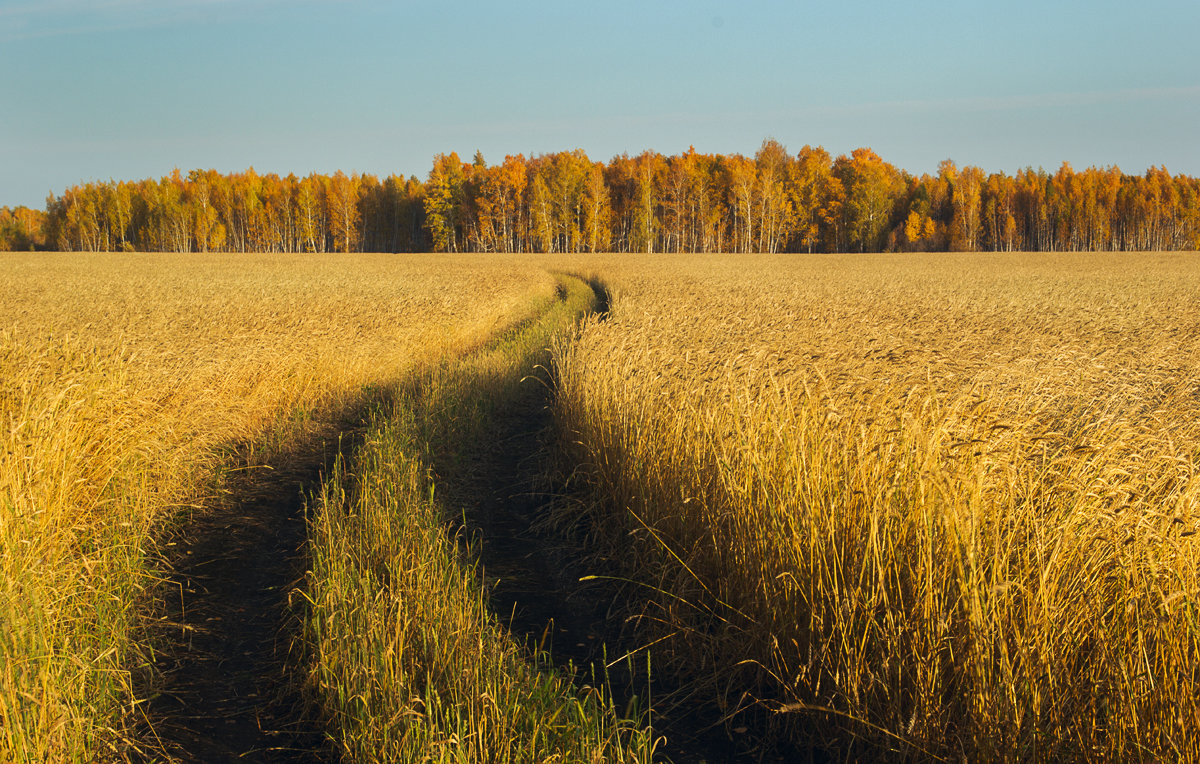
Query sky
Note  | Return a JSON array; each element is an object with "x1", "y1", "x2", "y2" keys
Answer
[{"x1": 1, "y1": 0, "x2": 1198, "y2": 208}]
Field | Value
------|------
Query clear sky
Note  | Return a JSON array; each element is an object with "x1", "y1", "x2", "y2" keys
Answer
[{"x1": 1, "y1": 0, "x2": 1197, "y2": 209}]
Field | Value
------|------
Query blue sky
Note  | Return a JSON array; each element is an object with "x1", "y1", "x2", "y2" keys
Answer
[{"x1": 1, "y1": 0, "x2": 1197, "y2": 208}]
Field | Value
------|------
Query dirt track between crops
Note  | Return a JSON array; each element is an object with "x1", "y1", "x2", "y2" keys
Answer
[
  {"x1": 430, "y1": 308, "x2": 783, "y2": 763},
  {"x1": 138, "y1": 446, "x2": 337, "y2": 763},
  {"x1": 136, "y1": 278, "x2": 787, "y2": 763}
]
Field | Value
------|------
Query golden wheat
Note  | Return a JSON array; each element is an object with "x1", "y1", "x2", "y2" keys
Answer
[
  {"x1": 0, "y1": 252, "x2": 554, "y2": 762},
  {"x1": 11, "y1": 249, "x2": 1200, "y2": 761},
  {"x1": 553, "y1": 252, "x2": 1200, "y2": 760}
]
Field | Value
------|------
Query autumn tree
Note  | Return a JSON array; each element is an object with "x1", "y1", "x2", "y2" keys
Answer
[
  {"x1": 1014, "y1": 168, "x2": 1050, "y2": 251},
  {"x1": 29, "y1": 145, "x2": 1200, "y2": 255},
  {"x1": 660, "y1": 153, "x2": 691, "y2": 252},
  {"x1": 582, "y1": 159, "x2": 612, "y2": 252},
  {"x1": 527, "y1": 163, "x2": 554, "y2": 252},
  {"x1": 628, "y1": 152, "x2": 663, "y2": 252},
  {"x1": 0, "y1": 206, "x2": 46, "y2": 250},
  {"x1": 424, "y1": 152, "x2": 467, "y2": 252},
  {"x1": 326, "y1": 170, "x2": 361, "y2": 253},
  {"x1": 544, "y1": 150, "x2": 593, "y2": 252},
  {"x1": 724, "y1": 155, "x2": 756, "y2": 253},
  {"x1": 981, "y1": 172, "x2": 1018, "y2": 252},
  {"x1": 754, "y1": 138, "x2": 793, "y2": 253},
  {"x1": 950, "y1": 164, "x2": 984, "y2": 251},
  {"x1": 603, "y1": 154, "x2": 638, "y2": 252},
  {"x1": 686, "y1": 149, "x2": 726, "y2": 252},
  {"x1": 186, "y1": 170, "x2": 224, "y2": 252},
  {"x1": 785, "y1": 146, "x2": 834, "y2": 253},
  {"x1": 835, "y1": 148, "x2": 902, "y2": 252}
]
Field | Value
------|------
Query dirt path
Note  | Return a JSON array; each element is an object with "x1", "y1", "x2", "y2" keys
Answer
[
  {"x1": 431, "y1": 363, "x2": 772, "y2": 763},
  {"x1": 133, "y1": 279, "x2": 784, "y2": 762},
  {"x1": 139, "y1": 448, "x2": 336, "y2": 763}
]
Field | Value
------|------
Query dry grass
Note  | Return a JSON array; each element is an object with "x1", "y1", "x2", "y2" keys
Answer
[
  {"x1": 552, "y1": 252, "x2": 1200, "y2": 760},
  {"x1": 0, "y1": 252, "x2": 552, "y2": 762}
]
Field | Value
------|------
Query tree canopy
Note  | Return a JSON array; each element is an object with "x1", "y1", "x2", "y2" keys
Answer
[{"x1": 11, "y1": 141, "x2": 1200, "y2": 253}]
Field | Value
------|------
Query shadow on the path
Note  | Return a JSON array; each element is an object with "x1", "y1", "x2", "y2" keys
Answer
[
  {"x1": 134, "y1": 274, "x2": 789, "y2": 763},
  {"x1": 422, "y1": 279, "x2": 783, "y2": 763},
  {"x1": 135, "y1": 400, "x2": 388, "y2": 763}
]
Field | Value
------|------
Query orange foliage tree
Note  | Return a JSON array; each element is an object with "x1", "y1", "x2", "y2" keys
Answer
[{"x1": 35, "y1": 144, "x2": 1200, "y2": 254}]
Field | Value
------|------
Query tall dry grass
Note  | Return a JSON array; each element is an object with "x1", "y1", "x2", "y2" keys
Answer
[
  {"x1": 0, "y1": 252, "x2": 553, "y2": 762},
  {"x1": 553, "y1": 253, "x2": 1200, "y2": 760}
]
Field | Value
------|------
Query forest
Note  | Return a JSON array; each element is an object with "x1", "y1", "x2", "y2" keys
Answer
[{"x1": 4, "y1": 140, "x2": 1199, "y2": 253}]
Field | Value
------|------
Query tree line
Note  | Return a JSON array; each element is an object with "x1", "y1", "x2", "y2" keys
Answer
[
  {"x1": 5, "y1": 140, "x2": 1199, "y2": 253},
  {"x1": 0, "y1": 205, "x2": 46, "y2": 252}
]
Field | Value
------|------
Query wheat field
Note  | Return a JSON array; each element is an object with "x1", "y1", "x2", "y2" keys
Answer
[
  {"x1": 6, "y1": 250, "x2": 1200, "y2": 762},
  {"x1": 551, "y1": 252, "x2": 1200, "y2": 760},
  {"x1": 0, "y1": 252, "x2": 554, "y2": 762}
]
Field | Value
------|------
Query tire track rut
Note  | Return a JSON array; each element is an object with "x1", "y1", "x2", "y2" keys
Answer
[{"x1": 138, "y1": 443, "x2": 344, "y2": 763}]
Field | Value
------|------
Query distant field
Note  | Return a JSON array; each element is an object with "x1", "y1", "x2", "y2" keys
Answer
[{"x1": 5, "y1": 251, "x2": 1200, "y2": 762}]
